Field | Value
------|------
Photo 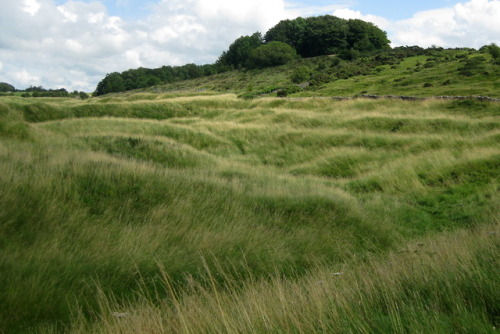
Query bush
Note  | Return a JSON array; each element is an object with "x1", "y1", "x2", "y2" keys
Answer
[
  {"x1": 246, "y1": 42, "x2": 298, "y2": 69},
  {"x1": 79, "y1": 92, "x2": 89, "y2": 100},
  {"x1": 424, "y1": 61, "x2": 437, "y2": 68},
  {"x1": 458, "y1": 57, "x2": 486, "y2": 76},
  {"x1": 338, "y1": 49, "x2": 361, "y2": 61},
  {"x1": 290, "y1": 66, "x2": 312, "y2": 83},
  {"x1": 277, "y1": 85, "x2": 303, "y2": 97},
  {"x1": 484, "y1": 43, "x2": 500, "y2": 59},
  {"x1": 237, "y1": 92, "x2": 259, "y2": 100},
  {"x1": 309, "y1": 72, "x2": 334, "y2": 86}
]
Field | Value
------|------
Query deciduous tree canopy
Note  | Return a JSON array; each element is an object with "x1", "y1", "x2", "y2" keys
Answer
[
  {"x1": 0, "y1": 82, "x2": 16, "y2": 92},
  {"x1": 265, "y1": 15, "x2": 390, "y2": 57},
  {"x1": 216, "y1": 32, "x2": 264, "y2": 69},
  {"x1": 246, "y1": 42, "x2": 297, "y2": 68}
]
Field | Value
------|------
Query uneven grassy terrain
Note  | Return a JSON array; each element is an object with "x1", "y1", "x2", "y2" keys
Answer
[{"x1": 0, "y1": 88, "x2": 499, "y2": 333}]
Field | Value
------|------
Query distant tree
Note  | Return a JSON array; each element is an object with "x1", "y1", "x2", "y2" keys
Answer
[
  {"x1": 183, "y1": 63, "x2": 203, "y2": 79},
  {"x1": 265, "y1": 15, "x2": 390, "y2": 58},
  {"x1": 485, "y1": 43, "x2": 500, "y2": 59},
  {"x1": 391, "y1": 46, "x2": 426, "y2": 58},
  {"x1": 0, "y1": 82, "x2": 15, "y2": 92},
  {"x1": 264, "y1": 17, "x2": 307, "y2": 49},
  {"x1": 300, "y1": 15, "x2": 349, "y2": 57},
  {"x1": 94, "y1": 72, "x2": 126, "y2": 96},
  {"x1": 25, "y1": 85, "x2": 47, "y2": 92},
  {"x1": 217, "y1": 32, "x2": 263, "y2": 68},
  {"x1": 246, "y1": 42, "x2": 297, "y2": 68},
  {"x1": 346, "y1": 19, "x2": 390, "y2": 53}
]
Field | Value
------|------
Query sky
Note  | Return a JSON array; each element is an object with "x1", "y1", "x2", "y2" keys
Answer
[{"x1": 1, "y1": 0, "x2": 499, "y2": 92}]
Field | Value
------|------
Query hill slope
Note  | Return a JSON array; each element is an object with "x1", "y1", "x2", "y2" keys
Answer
[{"x1": 130, "y1": 48, "x2": 500, "y2": 99}]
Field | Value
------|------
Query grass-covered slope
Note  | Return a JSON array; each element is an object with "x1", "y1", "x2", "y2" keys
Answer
[
  {"x1": 135, "y1": 48, "x2": 500, "y2": 99},
  {"x1": 0, "y1": 78, "x2": 499, "y2": 332}
]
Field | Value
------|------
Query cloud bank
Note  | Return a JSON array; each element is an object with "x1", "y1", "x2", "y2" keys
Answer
[
  {"x1": 333, "y1": 0, "x2": 500, "y2": 48},
  {"x1": 0, "y1": 0, "x2": 499, "y2": 92}
]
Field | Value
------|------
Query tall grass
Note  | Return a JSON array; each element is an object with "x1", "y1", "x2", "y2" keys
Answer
[
  {"x1": 0, "y1": 94, "x2": 498, "y2": 332},
  {"x1": 44, "y1": 219, "x2": 499, "y2": 334}
]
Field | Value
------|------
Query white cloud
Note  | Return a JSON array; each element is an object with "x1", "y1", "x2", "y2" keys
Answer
[
  {"x1": 1, "y1": 0, "x2": 301, "y2": 91},
  {"x1": 1, "y1": 0, "x2": 499, "y2": 92},
  {"x1": 22, "y1": 0, "x2": 41, "y2": 16},
  {"x1": 57, "y1": 5, "x2": 78, "y2": 22},
  {"x1": 335, "y1": 0, "x2": 500, "y2": 48},
  {"x1": 287, "y1": 1, "x2": 348, "y2": 18},
  {"x1": 12, "y1": 70, "x2": 40, "y2": 87},
  {"x1": 332, "y1": 8, "x2": 390, "y2": 29}
]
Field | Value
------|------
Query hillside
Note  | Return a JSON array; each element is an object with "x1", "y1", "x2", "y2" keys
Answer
[
  {"x1": 107, "y1": 48, "x2": 500, "y2": 99},
  {"x1": 0, "y1": 54, "x2": 499, "y2": 333}
]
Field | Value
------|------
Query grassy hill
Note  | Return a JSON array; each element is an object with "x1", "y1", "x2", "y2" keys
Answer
[
  {"x1": 0, "y1": 50, "x2": 499, "y2": 333},
  {"x1": 135, "y1": 48, "x2": 500, "y2": 99}
]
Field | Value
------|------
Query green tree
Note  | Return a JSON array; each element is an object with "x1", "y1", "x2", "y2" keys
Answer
[
  {"x1": 0, "y1": 82, "x2": 15, "y2": 92},
  {"x1": 486, "y1": 43, "x2": 500, "y2": 59},
  {"x1": 246, "y1": 42, "x2": 298, "y2": 68},
  {"x1": 217, "y1": 32, "x2": 263, "y2": 68},
  {"x1": 347, "y1": 19, "x2": 390, "y2": 53},
  {"x1": 264, "y1": 17, "x2": 307, "y2": 49},
  {"x1": 300, "y1": 15, "x2": 349, "y2": 57},
  {"x1": 94, "y1": 72, "x2": 126, "y2": 96},
  {"x1": 265, "y1": 15, "x2": 390, "y2": 58}
]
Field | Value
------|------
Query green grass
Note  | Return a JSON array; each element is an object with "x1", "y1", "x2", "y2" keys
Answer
[
  {"x1": 0, "y1": 66, "x2": 499, "y2": 334},
  {"x1": 44, "y1": 220, "x2": 498, "y2": 334}
]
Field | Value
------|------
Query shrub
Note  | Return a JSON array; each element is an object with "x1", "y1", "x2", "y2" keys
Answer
[
  {"x1": 290, "y1": 66, "x2": 312, "y2": 83},
  {"x1": 79, "y1": 92, "x2": 89, "y2": 100},
  {"x1": 246, "y1": 42, "x2": 298, "y2": 69},
  {"x1": 424, "y1": 61, "x2": 437, "y2": 68},
  {"x1": 485, "y1": 43, "x2": 500, "y2": 59},
  {"x1": 309, "y1": 72, "x2": 334, "y2": 86},
  {"x1": 277, "y1": 85, "x2": 303, "y2": 97},
  {"x1": 238, "y1": 92, "x2": 258, "y2": 100},
  {"x1": 338, "y1": 49, "x2": 361, "y2": 61}
]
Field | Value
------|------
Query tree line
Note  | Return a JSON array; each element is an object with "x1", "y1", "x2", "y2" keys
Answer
[
  {"x1": 93, "y1": 63, "x2": 226, "y2": 96},
  {"x1": 93, "y1": 15, "x2": 391, "y2": 96},
  {"x1": 0, "y1": 84, "x2": 89, "y2": 99},
  {"x1": 90, "y1": 15, "x2": 500, "y2": 96}
]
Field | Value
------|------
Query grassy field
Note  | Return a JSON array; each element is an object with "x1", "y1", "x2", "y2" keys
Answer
[{"x1": 0, "y1": 84, "x2": 499, "y2": 332}]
